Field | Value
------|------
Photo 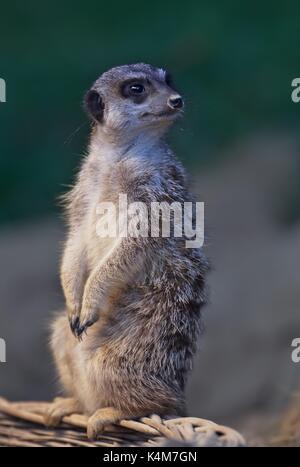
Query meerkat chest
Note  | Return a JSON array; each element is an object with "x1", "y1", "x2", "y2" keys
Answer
[{"x1": 83, "y1": 164, "x2": 125, "y2": 267}]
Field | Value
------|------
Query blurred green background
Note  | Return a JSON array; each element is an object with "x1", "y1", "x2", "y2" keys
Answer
[{"x1": 0, "y1": 0, "x2": 300, "y2": 225}]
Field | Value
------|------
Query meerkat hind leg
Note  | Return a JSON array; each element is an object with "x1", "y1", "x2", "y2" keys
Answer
[
  {"x1": 87, "y1": 407, "x2": 130, "y2": 439},
  {"x1": 45, "y1": 397, "x2": 81, "y2": 427}
]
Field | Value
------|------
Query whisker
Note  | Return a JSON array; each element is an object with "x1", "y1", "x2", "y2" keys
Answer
[{"x1": 64, "y1": 121, "x2": 88, "y2": 146}]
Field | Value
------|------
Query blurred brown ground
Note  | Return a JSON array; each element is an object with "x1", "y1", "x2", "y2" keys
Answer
[{"x1": 1, "y1": 135, "x2": 300, "y2": 445}]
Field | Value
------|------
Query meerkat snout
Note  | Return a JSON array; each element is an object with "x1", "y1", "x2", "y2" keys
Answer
[{"x1": 167, "y1": 95, "x2": 184, "y2": 110}]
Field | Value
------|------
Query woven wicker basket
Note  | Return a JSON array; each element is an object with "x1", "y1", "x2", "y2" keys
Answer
[
  {"x1": 0, "y1": 397, "x2": 245, "y2": 447},
  {"x1": 271, "y1": 394, "x2": 300, "y2": 447}
]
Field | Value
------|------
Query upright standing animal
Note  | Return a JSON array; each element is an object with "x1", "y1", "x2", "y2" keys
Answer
[{"x1": 46, "y1": 63, "x2": 208, "y2": 439}]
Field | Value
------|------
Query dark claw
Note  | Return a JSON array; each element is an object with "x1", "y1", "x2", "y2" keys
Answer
[
  {"x1": 76, "y1": 324, "x2": 86, "y2": 339},
  {"x1": 85, "y1": 319, "x2": 95, "y2": 329},
  {"x1": 69, "y1": 316, "x2": 80, "y2": 336},
  {"x1": 70, "y1": 317, "x2": 95, "y2": 340}
]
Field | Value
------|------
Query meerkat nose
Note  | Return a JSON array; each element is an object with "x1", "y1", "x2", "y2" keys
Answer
[{"x1": 167, "y1": 95, "x2": 184, "y2": 110}]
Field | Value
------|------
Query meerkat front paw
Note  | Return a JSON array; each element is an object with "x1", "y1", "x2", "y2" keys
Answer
[
  {"x1": 87, "y1": 407, "x2": 125, "y2": 439},
  {"x1": 45, "y1": 397, "x2": 81, "y2": 427},
  {"x1": 73, "y1": 306, "x2": 99, "y2": 339}
]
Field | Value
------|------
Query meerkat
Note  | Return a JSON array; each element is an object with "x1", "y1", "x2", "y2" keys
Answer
[{"x1": 46, "y1": 63, "x2": 209, "y2": 439}]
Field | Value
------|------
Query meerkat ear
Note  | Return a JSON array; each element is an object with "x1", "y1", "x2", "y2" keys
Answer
[{"x1": 84, "y1": 89, "x2": 105, "y2": 122}]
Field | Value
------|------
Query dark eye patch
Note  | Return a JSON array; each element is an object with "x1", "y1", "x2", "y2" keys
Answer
[{"x1": 120, "y1": 79, "x2": 148, "y2": 103}]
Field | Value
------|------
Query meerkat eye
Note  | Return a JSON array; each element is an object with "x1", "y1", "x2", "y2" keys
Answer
[
  {"x1": 129, "y1": 83, "x2": 145, "y2": 95},
  {"x1": 122, "y1": 82, "x2": 146, "y2": 99}
]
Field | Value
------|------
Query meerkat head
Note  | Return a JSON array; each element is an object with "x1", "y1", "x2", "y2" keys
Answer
[{"x1": 84, "y1": 63, "x2": 183, "y2": 139}]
